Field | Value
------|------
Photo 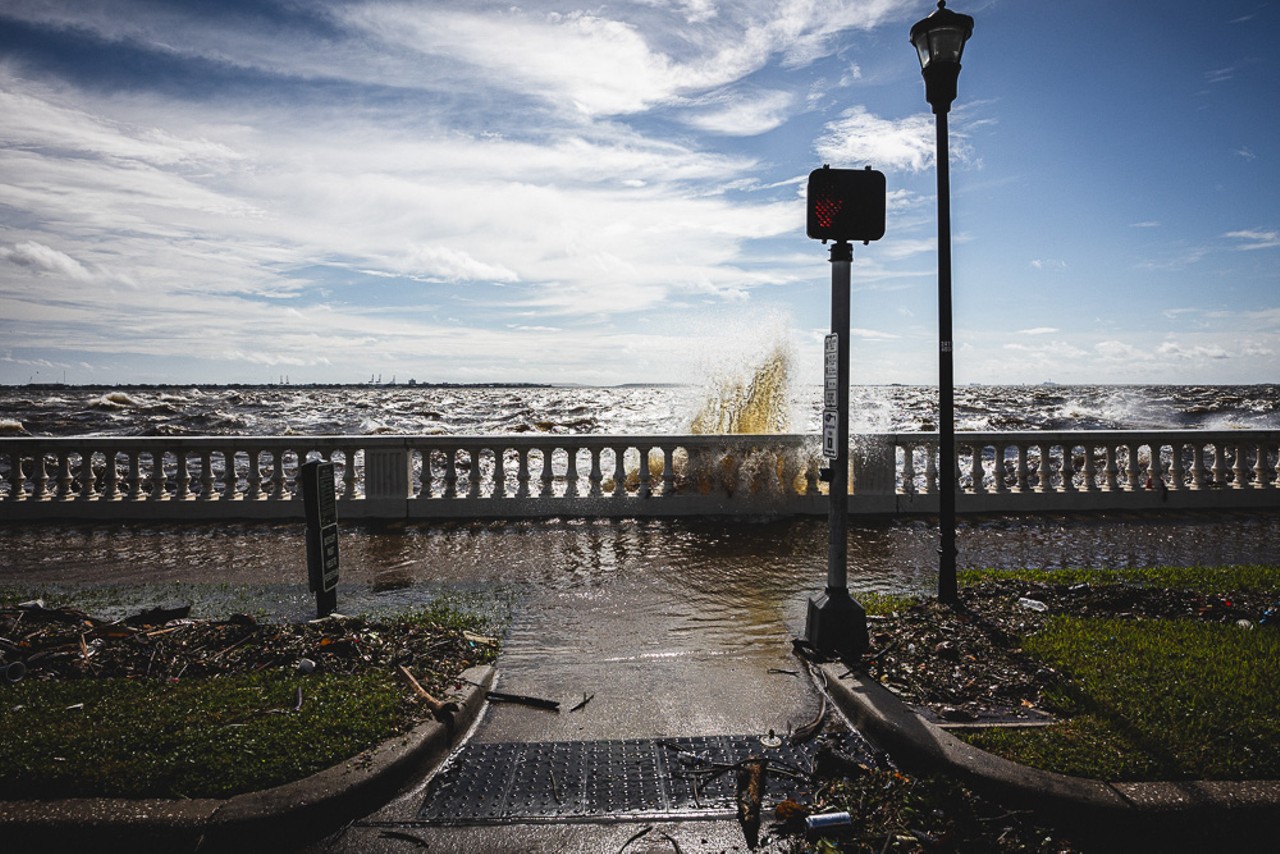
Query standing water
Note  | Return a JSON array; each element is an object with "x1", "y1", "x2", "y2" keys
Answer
[{"x1": 1, "y1": 368, "x2": 1278, "y2": 640}]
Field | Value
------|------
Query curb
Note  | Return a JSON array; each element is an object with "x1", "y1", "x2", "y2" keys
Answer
[
  {"x1": 818, "y1": 663, "x2": 1280, "y2": 847},
  {"x1": 0, "y1": 664, "x2": 496, "y2": 853}
]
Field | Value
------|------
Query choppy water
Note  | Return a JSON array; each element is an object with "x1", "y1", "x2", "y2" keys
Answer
[{"x1": 2, "y1": 382, "x2": 1277, "y2": 438}]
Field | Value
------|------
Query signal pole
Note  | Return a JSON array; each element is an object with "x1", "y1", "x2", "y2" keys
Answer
[
  {"x1": 804, "y1": 239, "x2": 869, "y2": 660},
  {"x1": 801, "y1": 165, "x2": 884, "y2": 660}
]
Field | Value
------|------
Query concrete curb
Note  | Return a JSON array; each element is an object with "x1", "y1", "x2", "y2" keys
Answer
[
  {"x1": 0, "y1": 664, "x2": 495, "y2": 853},
  {"x1": 818, "y1": 663, "x2": 1280, "y2": 846}
]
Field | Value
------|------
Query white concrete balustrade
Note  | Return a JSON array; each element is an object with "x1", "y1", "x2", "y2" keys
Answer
[{"x1": 1, "y1": 430, "x2": 1276, "y2": 521}]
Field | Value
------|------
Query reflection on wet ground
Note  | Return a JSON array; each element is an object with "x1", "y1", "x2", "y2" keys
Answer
[
  {"x1": 5, "y1": 513, "x2": 1278, "y2": 771},
  {"x1": 3, "y1": 511, "x2": 1276, "y2": 639}
]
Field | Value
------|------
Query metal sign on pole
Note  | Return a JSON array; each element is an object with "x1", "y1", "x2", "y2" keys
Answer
[{"x1": 302, "y1": 459, "x2": 339, "y2": 618}]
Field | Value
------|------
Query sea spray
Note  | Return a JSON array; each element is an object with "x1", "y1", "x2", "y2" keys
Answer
[
  {"x1": 681, "y1": 343, "x2": 808, "y2": 497},
  {"x1": 690, "y1": 343, "x2": 793, "y2": 436}
]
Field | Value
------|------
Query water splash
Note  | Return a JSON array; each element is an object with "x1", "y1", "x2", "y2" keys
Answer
[{"x1": 690, "y1": 343, "x2": 792, "y2": 435}]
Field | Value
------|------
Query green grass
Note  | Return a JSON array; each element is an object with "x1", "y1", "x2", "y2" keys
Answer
[
  {"x1": 958, "y1": 604, "x2": 1280, "y2": 781},
  {"x1": 0, "y1": 671, "x2": 407, "y2": 799},
  {"x1": 0, "y1": 599, "x2": 502, "y2": 799},
  {"x1": 958, "y1": 564, "x2": 1278, "y2": 592}
]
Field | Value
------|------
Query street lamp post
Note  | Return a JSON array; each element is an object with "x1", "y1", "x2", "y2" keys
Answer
[{"x1": 910, "y1": 1, "x2": 973, "y2": 605}]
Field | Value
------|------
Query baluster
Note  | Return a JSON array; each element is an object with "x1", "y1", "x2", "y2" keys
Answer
[
  {"x1": 968, "y1": 444, "x2": 983, "y2": 493},
  {"x1": 1035, "y1": 445, "x2": 1051, "y2": 493},
  {"x1": 123, "y1": 453, "x2": 141, "y2": 501},
  {"x1": 1230, "y1": 443, "x2": 1246, "y2": 489},
  {"x1": 222, "y1": 450, "x2": 239, "y2": 500},
  {"x1": 661, "y1": 448, "x2": 676, "y2": 496},
  {"x1": 199, "y1": 451, "x2": 216, "y2": 500},
  {"x1": 516, "y1": 448, "x2": 531, "y2": 498},
  {"x1": 561, "y1": 446, "x2": 578, "y2": 498},
  {"x1": 1248, "y1": 441, "x2": 1267, "y2": 489},
  {"x1": 493, "y1": 448, "x2": 507, "y2": 498},
  {"x1": 1061, "y1": 445, "x2": 1077, "y2": 492},
  {"x1": 467, "y1": 448, "x2": 482, "y2": 498},
  {"x1": 901, "y1": 445, "x2": 916, "y2": 495},
  {"x1": 638, "y1": 445, "x2": 652, "y2": 498},
  {"x1": 78, "y1": 450, "x2": 96, "y2": 500},
  {"x1": 1125, "y1": 443, "x2": 1141, "y2": 491},
  {"x1": 991, "y1": 444, "x2": 1007, "y2": 494},
  {"x1": 33, "y1": 454, "x2": 51, "y2": 500},
  {"x1": 101, "y1": 451, "x2": 121, "y2": 501},
  {"x1": 1211, "y1": 443, "x2": 1226, "y2": 488},
  {"x1": 7, "y1": 454, "x2": 26, "y2": 501},
  {"x1": 443, "y1": 450, "x2": 459, "y2": 498},
  {"x1": 176, "y1": 452, "x2": 193, "y2": 500},
  {"x1": 1189, "y1": 443, "x2": 1206, "y2": 490},
  {"x1": 270, "y1": 451, "x2": 287, "y2": 500},
  {"x1": 1168, "y1": 443, "x2": 1184, "y2": 491},
  {"x1": 1101, "y1": 445, "x2": 1118, "y2": 491},
  {"x1": 588, "y1": 448, "x2": 603, "y2": 497},
  {"x1": 805, "y1": 454, "x2": 820, "y2": 495},
  {"x1": 612, "y1": 446, "x2": 627, "y2": 497},
  {"x1": 925, "y1": 444, "x2": 938, "y2": 494},
  {"x1": 1273, "y1": 442, "x2": 1280, "y2": 488},
  {"x1": 1146, "y1": 444, "x2": 1165, "y2": 489},
  {"x1": 151, "y1": 451, "x2": 168, "y2": 500},
  {"x1": 1014, "y1": 443, "x2": 1029, "y2": 492},
  {"x1": 1080, "y1": 444, "x2": 1097, "y2": 491},
  {"x1": 539, "y1": 447, "x2": 554, "y2": 497},
  {"x1": 244, "y1": 449, "x2": 262, "y2": 499},
  {"x1": 56, "y1": 452, "x2": 74, "y2": 500}
]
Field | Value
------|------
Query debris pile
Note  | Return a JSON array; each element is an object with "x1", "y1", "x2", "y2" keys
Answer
[
  {"x1": 0, "y1": 599, "x2": 496, "y2": 699},
  {"x1": 860, "y1": 580, "x2": 1276, "y2": 725}
]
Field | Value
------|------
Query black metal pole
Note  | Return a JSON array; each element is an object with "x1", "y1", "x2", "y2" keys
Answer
[
  {"x1": 935, "y1": 108, "x2": 958, "y2": 604},
  {"x1": 827, "y1": 240, "x2": 852, "y2": 591},
  {"x1": 805, "y1": 240, "x2": 868, "y2": 660}
]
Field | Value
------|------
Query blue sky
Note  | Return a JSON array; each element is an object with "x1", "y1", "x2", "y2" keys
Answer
[{"x1": 1, "y1": 0, "x2": 1276, "y2": 387}]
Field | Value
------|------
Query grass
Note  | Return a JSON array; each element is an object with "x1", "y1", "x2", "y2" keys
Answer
[
  {"x1": 0, "y1": 600, "x2": 502, "y2": 800},
  {"x1": 954, "y1": 564, "x2": 1280, "y2": 781},
  {"x1": 957, "y1": 563, "x2": 1279, "y2": 592},
  {"x1": 1, "y1": 671, "x2": 406, "y2": 799}
]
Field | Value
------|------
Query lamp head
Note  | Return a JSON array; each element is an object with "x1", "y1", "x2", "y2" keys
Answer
[{"x1": 910, "y1": 1, "x2": 974, "y2": 113}]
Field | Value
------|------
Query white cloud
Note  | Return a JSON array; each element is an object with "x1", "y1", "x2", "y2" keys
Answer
[
  {"x1": 1, "y1": 241, "x2": 94, "y2": 282},
  {"x1": 815, "y1": 107, "x2": 950, "y2": 173},
  {"x1": 1016, "y1": 327, "x2": 1058, "y2": 336},
  {"x1": 1157, "y1": 340, "x2": 1230, "y2": 360},
  {"x1": 1224, "y1": 229, "x2": 1280, "y2": 250},
  {"x1": 681, "y1": 89, "x2": 796, "y2": 135},
  {"x1": 1029, "y1": 259, "x2": 1067, "y2": 271}
]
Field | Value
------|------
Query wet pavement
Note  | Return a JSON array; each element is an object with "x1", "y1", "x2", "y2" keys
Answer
[{"x1": 307, "y1": 559, "x2": 827, "y2": 852}]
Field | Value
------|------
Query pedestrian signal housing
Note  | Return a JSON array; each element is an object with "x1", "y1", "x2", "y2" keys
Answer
[{"x1": 806, "y1": 166, "x2": 886, "y2": 243}]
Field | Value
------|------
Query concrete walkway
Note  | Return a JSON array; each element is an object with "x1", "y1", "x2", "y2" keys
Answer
[{"x1": 310, "y1": 574, "x2": 826, "y2": 853}]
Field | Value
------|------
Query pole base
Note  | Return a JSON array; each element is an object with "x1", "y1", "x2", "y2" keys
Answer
[{"x1": 805, "y1": 588, "x2": 869, "y2": 661}]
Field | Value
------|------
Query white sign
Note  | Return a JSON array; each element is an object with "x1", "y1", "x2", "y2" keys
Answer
[{"x1": 822, "y1": 409, "x2": 839, "y2": 459}]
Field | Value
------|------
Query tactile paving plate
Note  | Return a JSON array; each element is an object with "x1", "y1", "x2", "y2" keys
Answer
[{"x1": 417, "y1": 732, "x2": 875, "y2": 824}]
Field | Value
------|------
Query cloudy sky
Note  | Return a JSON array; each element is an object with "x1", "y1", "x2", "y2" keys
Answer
[{"x1": 1, "y1": 0, "x2": 1276, "y2": 386}]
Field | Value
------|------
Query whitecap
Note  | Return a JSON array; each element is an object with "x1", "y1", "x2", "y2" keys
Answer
[{"x1": 89, "y1": 391, "x2": 145, "y2": 409}]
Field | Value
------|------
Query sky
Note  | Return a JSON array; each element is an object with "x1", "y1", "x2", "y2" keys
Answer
[{"x1": 1, "y1": 0, "x2": 1277, "y2": 388}]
